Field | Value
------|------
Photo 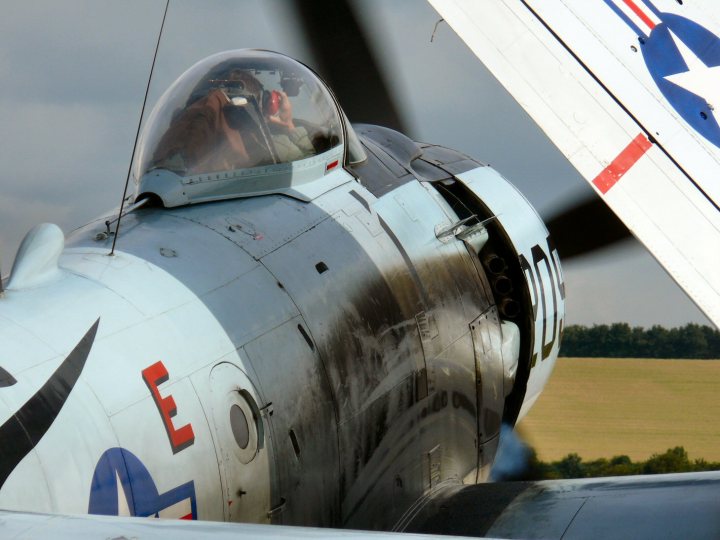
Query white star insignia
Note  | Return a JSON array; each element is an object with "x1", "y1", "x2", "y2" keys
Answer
[
  {"x1": 664, "y1": 29, "x2": 720, "y2": 115},
  {"x1": 115, "y1": 471, "x2": 132, "y2": 517}
]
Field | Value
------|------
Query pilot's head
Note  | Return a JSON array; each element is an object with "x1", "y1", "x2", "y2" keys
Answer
[
  {"x1": 210, "y1": 69, "x2": 263, "y2": 101},
  {"x1": 206, "y1": 68, "x2": 284, "y2": 120}
]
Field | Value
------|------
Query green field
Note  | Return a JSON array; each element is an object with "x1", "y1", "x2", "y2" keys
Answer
[{"x1": 517, "y1": 358, "x2": 720, "y2": 462}]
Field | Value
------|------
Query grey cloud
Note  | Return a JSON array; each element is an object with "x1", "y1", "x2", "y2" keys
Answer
[
  {"x1": 564, "y1": 244, "x2": 711, "y2": 327},
  {"x1": 0, "y1": 2, "x2": 165, "y2": 106}
]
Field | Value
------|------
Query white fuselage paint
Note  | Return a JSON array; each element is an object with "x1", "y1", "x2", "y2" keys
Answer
[
  {"x1": 0, "y1": 166, "x2": 562, "y2": 529},
  {"x1": 0, "y1": 246, "x2": 259, "y2": 521}
]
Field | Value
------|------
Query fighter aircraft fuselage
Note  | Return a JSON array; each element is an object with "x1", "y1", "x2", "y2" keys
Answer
[{"x1": 0, "y1": 51, "x2": 564, "y2": 531}]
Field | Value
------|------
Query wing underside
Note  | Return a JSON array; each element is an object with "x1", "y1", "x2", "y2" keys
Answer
[{"x1": 429, "y1": 0, "x2": 720, "y2": 327}]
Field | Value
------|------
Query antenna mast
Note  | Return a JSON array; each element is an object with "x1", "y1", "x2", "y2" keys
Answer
[{"x1": 110, "y1": 0, "x2": 170, "y2": 256}]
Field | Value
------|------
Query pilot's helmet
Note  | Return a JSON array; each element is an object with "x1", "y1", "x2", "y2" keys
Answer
[
  {"x1": 192, "y1": 68, "x2": 262, "y2": 107},
  {"x1": 133, "y1": 50, "x2": 364, "y2": 207}
]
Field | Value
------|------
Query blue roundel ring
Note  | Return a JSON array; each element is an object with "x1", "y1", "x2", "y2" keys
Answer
[
  {"x1": 642, "y1": 13, "x2": 720, "y2": 147},
  {"x1": 88, "y1": 447, "x2": 197, "y2": 519}
]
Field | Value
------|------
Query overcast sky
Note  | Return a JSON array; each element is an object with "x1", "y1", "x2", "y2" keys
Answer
[{"x1": 0, "y1": 0, "x2": 711, "y2": 328}]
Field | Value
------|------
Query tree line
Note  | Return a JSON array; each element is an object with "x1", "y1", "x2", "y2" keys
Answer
[
  {"x1": 559, "y1": 323, "x2": 720, "y2": 358},
  {"x1": 523, "y1": 446, "x2": 720, "y2": 479}
]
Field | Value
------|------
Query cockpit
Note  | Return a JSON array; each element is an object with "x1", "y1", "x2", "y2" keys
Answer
[{"x1": 134, "y1": 50, "x2": 364, "y2": 207}]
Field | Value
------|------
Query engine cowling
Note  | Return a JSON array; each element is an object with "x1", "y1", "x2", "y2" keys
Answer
[
  {"x1": 355, "y1": 125, "x2": 565, "y2": 427},
  {"x1": 446, "y1": 165, "x2": 566, "y2": 424}
]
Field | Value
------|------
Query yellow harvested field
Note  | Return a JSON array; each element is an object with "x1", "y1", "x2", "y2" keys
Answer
[{"x1": 517, "y1": 358, "x2": 720, "y2": 462}]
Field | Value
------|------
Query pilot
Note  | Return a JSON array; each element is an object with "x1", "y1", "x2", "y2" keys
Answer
[
  {"x1": 262, "y1": 88, "x2": 315, "y2": 162},
  {"x1": 222, "y1": 70, "x2": 315, "y2": 163},
  {"x1": 151, "y1": 68, "x2": 314, "y2": 175},
  {"x1": 151, "y1": 70, "x2": 253, "y2": 174}
]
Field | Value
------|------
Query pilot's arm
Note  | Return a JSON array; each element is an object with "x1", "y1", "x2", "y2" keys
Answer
[
  {"x1": 267, "y1": 91, "x2": 314, "y2": 162},
  {"x1": 152, "y1": 89, "x2": 250, "y2": 174}
]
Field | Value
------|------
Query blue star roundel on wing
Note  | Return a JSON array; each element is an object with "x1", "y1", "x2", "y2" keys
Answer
[{"x1": 641, "y1": 11, "x2": 720, "y2": 146}]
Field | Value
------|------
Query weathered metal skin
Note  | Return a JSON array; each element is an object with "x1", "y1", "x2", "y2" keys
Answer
[{"x1": 0, "y1": 126, "x2": 562, "y2": 532}]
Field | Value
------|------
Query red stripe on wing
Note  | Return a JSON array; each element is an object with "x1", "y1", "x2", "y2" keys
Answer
[
  {"x1": 593, "y1": 133, "x2": 653, "y2": 194},
  {"x1": 622, "y1": 0, "x2": 657, "y2": 30}
]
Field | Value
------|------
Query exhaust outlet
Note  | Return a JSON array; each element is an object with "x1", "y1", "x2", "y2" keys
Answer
[
  {"x1": 483, "y1": 254, "x2": 507, "y2": 275},
  {"x1": 499, "y1": 298, "x2": 521, "y2": 319},
  {"x1": 493, "y1": 275, "x2": 513, "y2": 296}
]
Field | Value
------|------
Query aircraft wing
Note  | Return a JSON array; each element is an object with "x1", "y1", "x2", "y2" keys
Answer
[
  {"x1": 6, "y1": 472, "x2": 720, "y2": 539},
  {"x1": 406, "y1": 470, "x2": 720, "y2": 538},
  {"x1": 428, "y1": 0, "x2": 720, "y2": 327},
  {"x1": 0, "y1": 510, "x2": 486, "y2": 540}
]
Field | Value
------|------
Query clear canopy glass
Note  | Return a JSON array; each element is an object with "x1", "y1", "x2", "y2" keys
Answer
[{"x1": 133, "y1": 50, "x2": 353, "y2": 206}]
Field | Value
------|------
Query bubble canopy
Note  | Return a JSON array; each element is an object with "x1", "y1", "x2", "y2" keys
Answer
[{"x1": 134, "y1": 50, "x2": 364, "y2": 207}]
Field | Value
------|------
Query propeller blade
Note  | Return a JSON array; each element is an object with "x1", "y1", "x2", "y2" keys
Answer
[
  {"x1": 289, "y1": 0, "x2": 406, "y2": 132},
  {"x1": 490, "y1": 424, "x2": 535, "y2": 481},
  {"x1": 290, "y1": 2, "x2": 623, "y2": 260},
  {"x1": 545, "y1": 196, "x2": 632, "y2": 260}
]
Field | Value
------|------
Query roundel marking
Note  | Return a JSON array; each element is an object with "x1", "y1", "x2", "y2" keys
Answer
[
  {"x1": 641, "y1": 12, "x2": 720, "y2": 147},
  {"x1": 88, "y1": 447, "x2": 197, "y2": 519}
]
